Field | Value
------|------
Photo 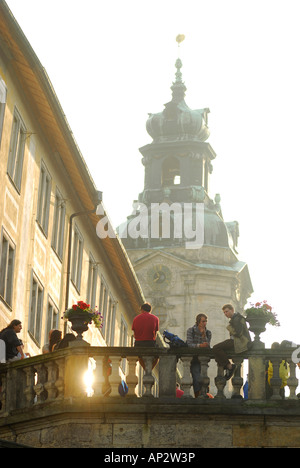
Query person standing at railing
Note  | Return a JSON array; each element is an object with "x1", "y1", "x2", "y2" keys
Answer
[
  {"x1": 42, "y1": 329, "x2": 62, "y2": 353},
  {"x1": 186, "y1": 313, "x2": 212, "y2": 397},
  {"x1": 213, "y1": 304, "x2": 251, "y2": 380},
  {"x1": 0, "y1": 319, "x2": 25, "y2": 361},
  {"x1": 132, "y1": 302, "x2": 159, "y2": 369}
]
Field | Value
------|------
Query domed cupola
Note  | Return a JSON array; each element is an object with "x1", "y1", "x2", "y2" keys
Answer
[{"x1": 146, "y1": 58, "x2": 210, "y2": 143}]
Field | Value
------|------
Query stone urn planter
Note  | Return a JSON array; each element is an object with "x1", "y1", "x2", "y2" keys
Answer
[
  {"x1": 245, "y1": 315, "x2": 269, "y2": 349},
  {"x1": 245, "y1": 301, "x2": 280, "y2": 349},
  {"x1": 63, "y1": 301, "x2": 103, "y2": 340},
  {"x1": 66, "y1": 310, "x2": 94, "y2": 340}
]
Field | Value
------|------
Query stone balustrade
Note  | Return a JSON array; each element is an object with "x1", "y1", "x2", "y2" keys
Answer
[{"x1": 0, "y1": 342, "x2": 299, "y2": 416}]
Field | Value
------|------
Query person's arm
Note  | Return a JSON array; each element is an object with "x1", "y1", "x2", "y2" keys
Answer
[
  {"x1": 6, "y1": 330, "x2": 25, "y2": 358},
  {"x1": 186, "y1": 327, "x2": 208, "y2": 348},
  {"x1": 186, "y1": 327, "x2": 197, "y2": 347},
  {"x1": 132, "y1": 318, "x2": 136, "y2": 338},
  {"x1": 206, "y1": 330, "x2": 212, "y2": 348},
  {"x1": 16, "y1": 344, "x2": 25, "y2": 359},
  {"x1": 229, "y1": 315, "x2": 244, "y2": 336}
]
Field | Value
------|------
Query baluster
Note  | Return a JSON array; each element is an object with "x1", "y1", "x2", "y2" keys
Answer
[
  {"x1": 5, "y1": 367, "x2": 16, "y2": 412},
  {"x1": 93, "y1": 355, "x2": 105, "y2": 397},
  {"x1": 24, "y1": 366, "x2": 36, "y2": 407},
  {"x1": 231, "y1": 357, "x2": 244, "y2": 399},
  {"x1": 126, "y1": 356, "x2": 138, "y2": 396},
  {"x1": 44, "y1": 360, "x2": 58, "y2": 400},
  {"x1": 0, "y1": 372, "x2": 7, "y2": 415},
  {"x1": 109, "y1": 355, "x2": 121, "y2": 397},
  {"x1": 287, "y1": 360, "x2": 299, "y2": 400},
  {"x1": 270, "y1": 358, "x2": 282, "y2": 400},
  {"x1": 142, "y1": 356, "x2": 155, "y2": 397},
  {"x1": 214, "y1": 365, "x2": 226, "y2": 399},
  {"x1": 55, "y1": 357, "x2": 65, "y2": 400},
  {"x1": 34, "y1": 364, "x2": 48, "y2": 404},
  {"x1": 199, "y1": 356, "x2": 210, "y2": 398},
  {"x1": 180, "y1": 356, "x2": 193, "y2": 399}
]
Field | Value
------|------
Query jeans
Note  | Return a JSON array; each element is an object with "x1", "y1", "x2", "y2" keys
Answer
[
  {"x1": 190, "y1": 358, "x2": 202, "y2": 394},
  {"x1": 213, "y1": 339, "x2": 234, "y2": 368}
]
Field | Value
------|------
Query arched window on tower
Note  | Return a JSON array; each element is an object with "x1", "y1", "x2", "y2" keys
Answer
[{"x1": 161, "y1": 157, "x2": 180, "y2": 187}]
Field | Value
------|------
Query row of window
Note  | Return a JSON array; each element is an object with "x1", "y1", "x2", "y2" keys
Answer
[
  {"x1": 0, "y1": 228, "x2": 58, "y2": 343},
  {"x1": 1, "y1": 76, "x2": 26, "y2": 195},
  {"x1": 0, "y1": 231, "x2": 59, "y2": 345},
  {"x1": 0, "y1": 224, "x2": 125, "y2": 348},
  {"x1": 0, "y1": 74, "x2": 65, "y2": 259},
  {"x1": 0, "y1": 75, "x2": 129, "y2": 348}
]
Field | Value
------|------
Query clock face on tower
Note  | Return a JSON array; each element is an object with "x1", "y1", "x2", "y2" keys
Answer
[{"x1": 147, "y1": 264, "x2": 172, "y2": 289}]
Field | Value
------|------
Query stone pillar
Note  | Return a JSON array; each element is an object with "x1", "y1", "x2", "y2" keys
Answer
[
  {"x1": 248, "y1": 355, "x2": 266, "y2": 400},
  {"x1": 158, "y1": 355, "x2": 177, "y2": 398},
  {"x1": 64, "y1": 341, "x2": 90, "y2": 398}
]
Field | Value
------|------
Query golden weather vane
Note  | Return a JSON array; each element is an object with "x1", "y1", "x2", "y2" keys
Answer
[{"x1": 176, "y1": 34, "x2": 185, "y2": 46}]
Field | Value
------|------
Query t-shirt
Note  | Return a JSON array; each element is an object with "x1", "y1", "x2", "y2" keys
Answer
[
  {"x1": 132, "y1": 312, "x2": 159, "y2": 341},
  {"x1": 0, "y1": 328, "x2": 22, "y2": 359}
]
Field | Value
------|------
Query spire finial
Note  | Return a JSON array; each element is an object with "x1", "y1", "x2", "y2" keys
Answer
[
  {"x1": 174, "y1": 34, "x2": 185, "y2": 83},
  {"x1": 171, "y1": 35, "x2": 186, "y2": 101}
]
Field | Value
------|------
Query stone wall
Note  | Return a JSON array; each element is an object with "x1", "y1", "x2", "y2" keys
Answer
[
  {"x1": 0, "y1": 343, "x2": 299, "y2": 448},
  {"x1": 0, "y1": 399, "x2": 299, "y2": 448}
]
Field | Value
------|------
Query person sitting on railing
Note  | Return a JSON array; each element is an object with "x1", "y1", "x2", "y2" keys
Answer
[
  {"x1": 186, "y1": 313, "x2": 212, "y2": 397},
  {"x1": 0, "y1": 319, "x2": 26, "y2": 362},
  {"x1": 213, "y1": 304, "x2": 251, "y2": 380}
]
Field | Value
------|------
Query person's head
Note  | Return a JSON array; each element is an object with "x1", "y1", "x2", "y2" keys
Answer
[
  {"x1": 49, "y1": 329, "x2": 62, "y2": 351},
  {"x1": 8, "y1": 319, "x2": 22, "y2": 333},
  {"x1": 271, "y1": 342, "x2": 280, "y2": 349},
  {"x1": 141, "y1": 302, "x2": 152, "y2": 313},
  {"x1": 222, "y1": 304, "x2": 234, "y2": 319},
  {"x1": 196, "y1": 313, "x2": 208, "y2": 329}
]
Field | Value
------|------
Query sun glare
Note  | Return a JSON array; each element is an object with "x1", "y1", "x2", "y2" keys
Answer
[{"x1": 84, "y1": 358, "x2": 95, "y2": 397}]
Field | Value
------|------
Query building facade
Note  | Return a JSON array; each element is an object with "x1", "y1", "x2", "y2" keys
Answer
[{"x1": 0, "y1": 1, "x2": 144, "y2": 356}]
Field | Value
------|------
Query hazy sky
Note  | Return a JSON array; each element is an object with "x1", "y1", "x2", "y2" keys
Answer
[{"x1": 5, "y1": 0, "x2": 300, "y2": 349}]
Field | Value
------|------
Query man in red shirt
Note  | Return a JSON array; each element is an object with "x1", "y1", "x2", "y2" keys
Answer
[
  {"x1": 132, "y1": 302, "x2": 159, "y2": 346},
  {"x1": 132, "y1": 302, "x2": 159, "y2": 369},
  {"x1": 132, "y1": 302, "x2": 159, "y2": 347}
]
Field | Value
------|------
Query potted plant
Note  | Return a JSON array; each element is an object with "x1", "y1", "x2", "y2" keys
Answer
[
  {"x1": 244, "y1": 301, "x2": 280, "y2": 348},
  {"x1": 63, "y1": 301, "x2": 103, "y2": 340}
]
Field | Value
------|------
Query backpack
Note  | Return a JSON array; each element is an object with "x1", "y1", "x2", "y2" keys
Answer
[
  {"x1": 118, "y1": 380, "x2": 128, "y2": 396},
  {"x1": 163, "y1": 330, "x2": 188, "y2": 348}
]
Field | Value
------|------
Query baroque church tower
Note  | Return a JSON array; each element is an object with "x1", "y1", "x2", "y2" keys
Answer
[{"x1": 119, "y1": 55, "x2": 253, "y2": 347}]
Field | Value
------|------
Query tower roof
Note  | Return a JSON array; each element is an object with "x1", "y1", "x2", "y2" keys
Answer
[{"x1": 146, "y1": 58, "x2": 210, "y2": 143}]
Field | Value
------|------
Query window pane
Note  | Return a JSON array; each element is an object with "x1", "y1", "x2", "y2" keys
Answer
[
  {"x1": 0, "y1": 234, "x2": 15, "y2": 306},
  {"x1": 0, "y1": 239, "x2": 8, "y2": 298}
]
